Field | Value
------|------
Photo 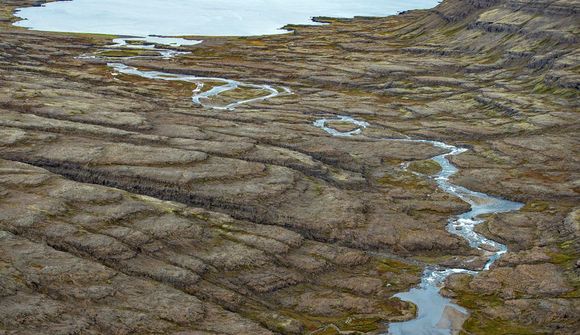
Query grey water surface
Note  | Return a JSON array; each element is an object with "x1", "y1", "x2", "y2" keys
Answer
[{"x1": 14, "y1": 0, "x2": 439, "y2": 36}]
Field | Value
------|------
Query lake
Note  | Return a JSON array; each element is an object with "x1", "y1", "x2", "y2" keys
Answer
[{"x1": 14, "y1": 0, "x2": 439, "y2": 37}]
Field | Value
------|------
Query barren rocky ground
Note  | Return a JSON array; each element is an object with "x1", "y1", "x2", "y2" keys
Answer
[{"x1": 0, "y1": 0, "x2": 578, "y2": 334}]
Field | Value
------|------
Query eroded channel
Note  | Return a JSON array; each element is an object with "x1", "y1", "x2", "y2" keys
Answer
[{"x1": 80, "y1": 32, "x2": 524, "y2": 334}]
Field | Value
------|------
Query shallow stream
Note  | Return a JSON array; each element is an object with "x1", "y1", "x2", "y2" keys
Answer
[{"x1": 314, "y1": 117, "x2": 523, "y2": 335}]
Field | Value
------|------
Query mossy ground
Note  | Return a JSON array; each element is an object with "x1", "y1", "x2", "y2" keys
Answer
[
  {"x1": 377, "y1": 170, "x2": 432, "y2": 191},
  {"x1": 449, "y1": 276, "x2": 538, "y2": 335},
  {"x1": 520, "y1": 200, "x2": 551, "y2": 212},
  {"x1": 262, "y1": 259, "x2": 422, "y2": 334},
  {"x1": 408, "y1": 159, "x2": 441, "y2": 175},
  {"x1": 460, "y1": 317, "x2": 544, "y2": 335},
  {"x1": 550, "y1": 240, "x2": 580, "y2": 298},
  {"x1": 376, "y1": 258, "x2": 421, "y2": 276},
  {"x1": 337, "y1": 317, "x2": 382, "y2": 332}
]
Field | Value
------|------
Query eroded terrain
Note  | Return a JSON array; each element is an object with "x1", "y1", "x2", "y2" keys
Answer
[{"x1": 0, "y1": 0, "x2": 578, "y2": 334}]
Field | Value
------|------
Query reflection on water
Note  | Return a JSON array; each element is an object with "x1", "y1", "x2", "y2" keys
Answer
[{"x1": 14, "y1": 0, "x2": 439, "y2": 36}]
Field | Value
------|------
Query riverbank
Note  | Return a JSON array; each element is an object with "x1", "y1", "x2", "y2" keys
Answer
[{"x1": 0, "y1": 0, "x2": 578, "y2": 334}]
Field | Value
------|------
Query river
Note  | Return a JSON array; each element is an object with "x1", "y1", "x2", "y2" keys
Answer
[
  {"x1": 12, "y1": 1, "x2": 525, "y2": 333},
  {"x1": 314, "y1": 117, "x2": 523, "y2": 335}
]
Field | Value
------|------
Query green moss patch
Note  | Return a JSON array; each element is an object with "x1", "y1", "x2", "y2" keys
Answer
[
  {"x1": 379, "y1": 297, "x2": 417, "y2": 318},
  {"x1": 550, "y1": 241, "x2": 579, "y2": 298},
  {"x1": 377, "y1": 171, "x2": 431, "y2": 190},
  {"x1": 461, "y1": 316, "x2": 541, "y2": 335},
  {"x1": 521, "y1": 200, "x2": 550, "y2": 212},
  {"x1": 450, "y1": 275, "x2": 545, "y2": 334},
  {"x1": 376, "y1": 258, "x2": 421, "y2": 275},
  {"x1": 408, "y1": 160, "x2": 442, "y2": 175},
  {"x1": 337, "y1": 317, "x2": 381, "y2": 332},
  {"x1": 312, "y1": 326, "x2": 340, "y2": 335}
]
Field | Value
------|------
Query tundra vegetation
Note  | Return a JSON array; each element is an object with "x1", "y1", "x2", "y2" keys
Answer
[{"x1": 0, "y1": 0, "x2": 578, "y2": 334}]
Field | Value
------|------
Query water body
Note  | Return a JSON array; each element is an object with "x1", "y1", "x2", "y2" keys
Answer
[
  {"x1": 14, "y1": 0, "x2": 439, "y2": 37},
  {"x1": 313, "y1": 117, "x2": 523, "y2": 335}
]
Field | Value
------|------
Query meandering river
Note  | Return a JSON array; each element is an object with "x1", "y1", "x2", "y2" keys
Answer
[
  {"x1": 314, "y1": 117, "x2": 523, "y2": 335},
  {"x1": 13, "y1": 1, "x2": 525, "y2": 333},
  {"x1": 14, "y1": 0, "x2": 439, "y2": 36}
]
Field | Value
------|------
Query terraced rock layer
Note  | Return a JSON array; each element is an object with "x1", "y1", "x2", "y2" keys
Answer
[{"x1": 0, "y1": 0, "x2": 578, "y2": 334}]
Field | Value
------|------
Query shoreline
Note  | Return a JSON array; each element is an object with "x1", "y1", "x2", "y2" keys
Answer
[{"x1": 11, "y1": 0, "x2": 439, "y2": 38}]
